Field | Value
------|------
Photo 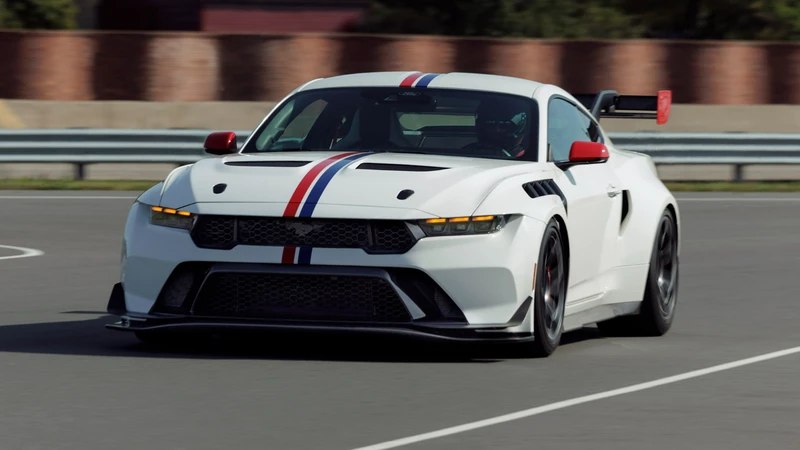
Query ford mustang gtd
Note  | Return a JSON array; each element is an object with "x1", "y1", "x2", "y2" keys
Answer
[{"x1": 106, "y1": 71, "x2": 680, "y2": 357}]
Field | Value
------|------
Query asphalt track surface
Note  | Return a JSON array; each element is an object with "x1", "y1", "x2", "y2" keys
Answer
[{"x1": 1, "y1": 190, "x2": 799, "y2": 450}]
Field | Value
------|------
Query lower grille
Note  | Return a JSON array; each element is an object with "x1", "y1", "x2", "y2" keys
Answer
[{"x1": 191, "y1": 272, "x2": 412, "y2": 322}]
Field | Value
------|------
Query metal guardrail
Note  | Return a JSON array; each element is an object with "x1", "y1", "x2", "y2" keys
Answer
[{"x1": 1, "y1": 129, "x2": 800, "y2": 180}]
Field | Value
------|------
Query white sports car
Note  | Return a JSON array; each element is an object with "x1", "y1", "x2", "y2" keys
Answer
[{"x1": 106, "y1": 71, "x2": 680, "y2": 356}]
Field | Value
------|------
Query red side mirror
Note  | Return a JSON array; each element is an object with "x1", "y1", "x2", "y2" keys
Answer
[
  {"x1": 204, "y1": 131, "x2": 237, "y2": 155},
  {"x1": 568, "y1": 141, "x2": 609, "y2": 163}
]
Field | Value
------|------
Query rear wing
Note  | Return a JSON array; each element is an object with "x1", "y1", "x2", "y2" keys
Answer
[{"x1": 572, "y1": 90, "x2": 672, "y2": 125}]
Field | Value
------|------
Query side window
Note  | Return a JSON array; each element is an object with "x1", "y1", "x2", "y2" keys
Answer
[{"x1": 547, "y1": 98, "x2": 603, "y2": 162}]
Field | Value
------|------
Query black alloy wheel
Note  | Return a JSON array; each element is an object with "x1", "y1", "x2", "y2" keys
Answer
[{"x1": 529, "y1": 219, "x2": 567, "y2": 357}]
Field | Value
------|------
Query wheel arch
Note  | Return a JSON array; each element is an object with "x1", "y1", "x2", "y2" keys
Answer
[
  {"x1": 612, "y1": 152, "x2": 681, "y2": 265},
  {"x1": 664, "y1": 200, "x2": 680, "y2": 257},
  {"x1": 550, "y1": 213, "x2": 571, "y2": 289}
]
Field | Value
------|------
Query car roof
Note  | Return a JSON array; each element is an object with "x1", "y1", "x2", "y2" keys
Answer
[{"x1": 297, "y1": 71, "x2": 547, "y2": 98}]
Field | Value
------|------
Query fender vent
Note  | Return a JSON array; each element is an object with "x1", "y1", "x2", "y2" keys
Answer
[
  {"x1": 621, "y1": 189, "x2": 630, "y2": 226},
  {"x1": 522, "y1": 179, "x2": 567, "y2": 212},
  {"x1": 225, "y1": 161, "x2": 311, "y2": 167},
  {"x1": 356, "y1": 163, "x2": 446, "y2": 172}
]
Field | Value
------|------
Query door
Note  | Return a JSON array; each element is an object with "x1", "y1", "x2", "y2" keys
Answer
[{"x1": 546, "y1": 97, "x2": 622, "y2": 303}]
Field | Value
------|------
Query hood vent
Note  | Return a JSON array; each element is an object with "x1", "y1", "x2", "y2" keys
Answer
[
  {"x1": 522, "y1": 179, "x2": 568, "y2": 213},
  {"x1": 356, "y1": 162, "x2": 446, "y2": 172},
  {"x1": 225, "y1": 161, "x2": 311, "y2": 167}
]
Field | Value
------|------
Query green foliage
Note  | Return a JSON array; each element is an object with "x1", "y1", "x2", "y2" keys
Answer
[
  {"x1": 0, "y1": 0, "x2": 78, "y2": 29},
  {"x1": 359, "y1": 0, "x2": 800, "y2": 40}
]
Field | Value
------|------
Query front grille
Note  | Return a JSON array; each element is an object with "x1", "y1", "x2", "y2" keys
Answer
[
  {"x1": 191, "y1": 272, "x2": 412, "y2": 322},
  {"x1": 190, "y1": 216, "x2": 416, "y2": 253}
]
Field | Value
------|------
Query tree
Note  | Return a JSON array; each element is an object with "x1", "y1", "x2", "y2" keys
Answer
[
  {"x1": 358, "y1": 0, "x2": 514, "y2": 37},
  {"x1": 358, "y1": 0, "x2": 644, "y2": 39},
  {"x1": 359, "y1": 0, "x2": 800, "y2": 41},
  {"x1": 0, "y1": 0, "x2": 78, "y2": 29}
]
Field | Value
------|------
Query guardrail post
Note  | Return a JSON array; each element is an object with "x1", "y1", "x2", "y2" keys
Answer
[{"x1": 74, "y1": 163, "x2": 85, "y2": 181}]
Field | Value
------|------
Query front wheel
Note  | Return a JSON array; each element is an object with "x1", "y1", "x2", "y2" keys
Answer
[
  {"x1": 527, "y1": 219, "x2": 567, "y2": 357},
  {"x1": 598, "y1": 207, "x2": 679, "y2": 336}
]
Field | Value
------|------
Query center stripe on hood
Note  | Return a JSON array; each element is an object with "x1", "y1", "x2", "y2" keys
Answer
[{"x1": 281, "y1": 151, "x2": 373, "y2": 265}]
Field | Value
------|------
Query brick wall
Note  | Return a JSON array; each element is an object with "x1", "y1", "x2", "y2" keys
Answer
[{"x1": 2, "y1": 30, "x2": 800, "y2": 104}]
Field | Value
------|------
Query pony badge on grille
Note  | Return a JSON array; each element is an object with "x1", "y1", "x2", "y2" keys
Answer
[{"x1": 286, "y1": 221, "x2": 324, "y2": 237}]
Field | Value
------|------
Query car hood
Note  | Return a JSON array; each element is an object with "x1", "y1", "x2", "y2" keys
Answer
[{"x1": 158, "y1": 151, "x2": 551, "y2": 217}]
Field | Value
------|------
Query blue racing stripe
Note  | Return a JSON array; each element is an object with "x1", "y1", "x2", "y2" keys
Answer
[
  {"x1": 295, "y1": 152, "x2": 372, "y2": 265},
  {"x1": 415, "y1": 73, "x2": 442, "y2": 88},
  {"x1": 297, "y1": 247, "x2": 313, "y2": 265},
  {"x1": 298, "y1": 152, "x2": 373, "y2": 218}
]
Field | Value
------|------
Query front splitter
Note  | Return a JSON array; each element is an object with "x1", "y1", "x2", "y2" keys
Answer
[{"x1": 106, "y1": 315, "x2": 535, "y2": 343}]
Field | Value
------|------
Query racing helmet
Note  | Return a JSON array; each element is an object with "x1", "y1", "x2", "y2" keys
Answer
[{"x1": 474, "y1": 100, "x2": 529, "y2": 150}]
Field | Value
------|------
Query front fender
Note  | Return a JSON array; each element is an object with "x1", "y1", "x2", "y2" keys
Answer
[
  {"x1": 156, "y1": 164, "x2": 199, "y2": 208},
  {"x1": 136, "y1": 182, "x2": 163, "y2": 206},
  {"x1": 471, "y1": 171, "x2": 566, "y2": 224},
  {"x1": 135, "y1": 164, "x2": 193, "y2": 207}
]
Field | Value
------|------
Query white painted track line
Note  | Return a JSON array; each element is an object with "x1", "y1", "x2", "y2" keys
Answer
[
  {"x1": 0, "y1": 245, "x2": 44, "y2": 261},
  {"x1": 350, "y1": 346, "x2": 800, "y2": 450}
]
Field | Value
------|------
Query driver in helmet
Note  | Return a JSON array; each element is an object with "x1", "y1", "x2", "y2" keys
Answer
[{"x1": 463, "y1": 100, "x2": 529, "y2": 158}]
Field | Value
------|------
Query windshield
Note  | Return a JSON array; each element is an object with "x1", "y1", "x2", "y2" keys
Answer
[{"x1": 242, "y1": 87, "x2": 539, "y2": 161}]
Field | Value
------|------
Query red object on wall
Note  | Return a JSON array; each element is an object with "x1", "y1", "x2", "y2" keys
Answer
[
  {"x1": 201, "y1": 1, "x2": 368, "y2": 33},
  {"x1": 201, "y1": 8, "x2": 364, "y2": 33}
]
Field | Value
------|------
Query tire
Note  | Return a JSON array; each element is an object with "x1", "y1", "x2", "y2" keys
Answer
[
  {"x1": 527, "y1": 219, "x2": 568, "y2": 357},
  {"x1": 597, "y1": 207, "x2": 679, "y2": 337}
]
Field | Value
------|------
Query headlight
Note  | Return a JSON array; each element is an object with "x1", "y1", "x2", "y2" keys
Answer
[
  {"x1": 418, "y1": 215, "x2": 509, "y2": 237},
  {"x1": 149, "y1": 205, "x2": 196, "y2": 230}
]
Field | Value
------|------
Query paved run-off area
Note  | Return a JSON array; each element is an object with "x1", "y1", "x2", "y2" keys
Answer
[{"x1": 0, "y1": 191, "x2": 799, "y2": 450}]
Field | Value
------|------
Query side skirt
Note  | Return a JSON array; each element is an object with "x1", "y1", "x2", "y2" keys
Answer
[{"x1": 563, "y1": 301, "x2": 641, "y2": 332}]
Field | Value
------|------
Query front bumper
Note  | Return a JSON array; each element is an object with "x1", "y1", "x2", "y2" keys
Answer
[
  {"x1": 106, "y1": 281, "x2": 535, "y2": 342},
  {"x1": 112, "y1": 202, "x2": 547, "y2": 338}
]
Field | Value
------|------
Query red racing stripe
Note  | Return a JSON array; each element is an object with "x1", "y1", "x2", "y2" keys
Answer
[
  {"x1": 281, "y1": 246, "x2": 297, "y2": 265},
  {"x1": 400, "y1": 73, "x2": 423, "y2": 87},
  {"x1": 282, "y1": 152, "x2": 359, "y2": 217},
  {"x1": 280, "y1": 152, "x2": 360, "y2": 264}
]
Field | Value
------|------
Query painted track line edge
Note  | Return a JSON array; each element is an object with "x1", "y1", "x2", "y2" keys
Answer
[
  {"x1": 349, "y1": 345, "x2": 800, "y2": 450},
  {"x1": 0, "y1": 245, "x2": 45, "y2": 261}
]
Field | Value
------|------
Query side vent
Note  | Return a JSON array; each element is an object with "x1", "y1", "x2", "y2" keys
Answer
[
  {"x1": 522, "y1": 179, "x2": 567, "y2": 213},
  {"x1": 620, "y1": 189, "x2": 630, "y2": 227},
  {"x1": 225, "y1": 161, "x2": 311, "y2": 167},
  {"x1": 356, "y1": 163, "x2": 446, "y2": 172}
]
